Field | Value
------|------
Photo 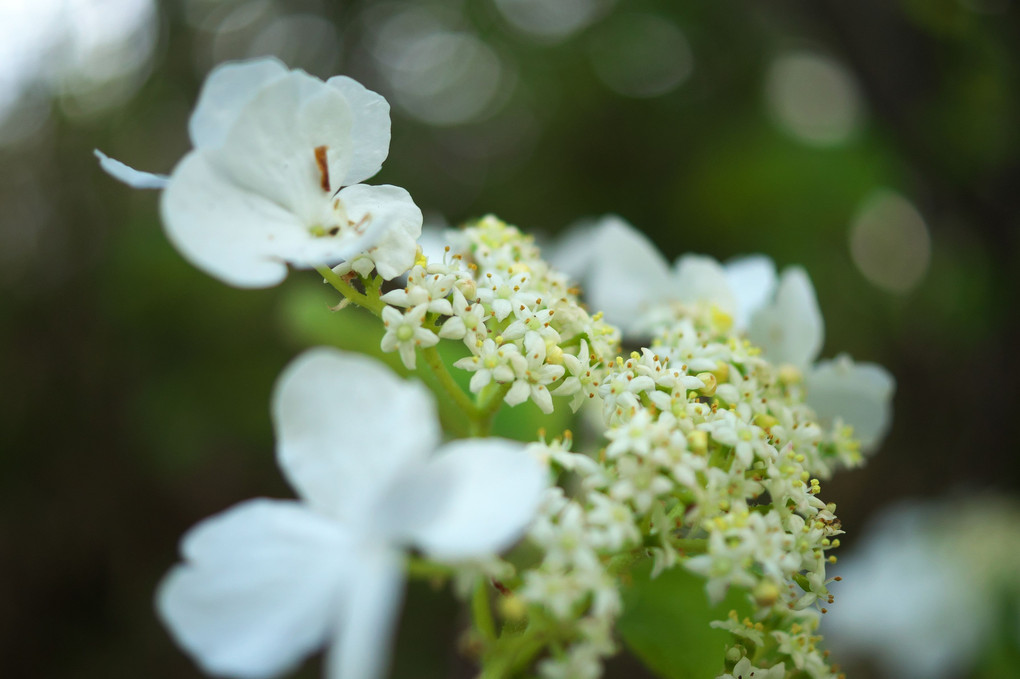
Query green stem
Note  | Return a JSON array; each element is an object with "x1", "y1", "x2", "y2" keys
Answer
[
  {"x1": 421, "y1": 345, "x2": 481, "y2": 422},
  {"x1": 405, "y1": 557, "x2": 454, "y2": 580},
  {"x1": 472, "y1": 579, "x2": 497, "y2": 642},
  {"x1": 480, "y1": 626, "x2": 549, "y2": 679},
  {"x1": 316, "y1": 265, "x2": 385, "y2": 316},
  {"x1": 470, "y1": 382, "x2": 512, "y2": 437},
  {"x1": 673, "y1": 538, "x2": 708, "y2": 555}
]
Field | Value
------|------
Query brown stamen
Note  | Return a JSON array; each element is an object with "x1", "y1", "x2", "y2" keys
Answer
[{"x1": 314, "y1": 146, "x2": 330, "y2": 192}]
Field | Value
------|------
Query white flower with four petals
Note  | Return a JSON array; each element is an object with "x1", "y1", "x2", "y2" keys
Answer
[
  {"x1": 158, "y1": 348, "x2": 547, "y2": 679},
  {"x1": 97, "y1": 57, "x2": 422, "y2": 287},
  {"x1": 555, "y1": 215, "x2": 895, "y2": 450}
]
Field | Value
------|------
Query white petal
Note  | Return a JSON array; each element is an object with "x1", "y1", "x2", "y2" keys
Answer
[
  {"x1": 206, "y1": 71, "x2": 354, "y2": 222},
  {"x1": 273, "y1": 348, "x2": 440, "y2": 522},
  {"x1": 585, "y1": 216, "x2": 672, "y2": 332},
  {"x1": 546, "y1": 217, "x2": 602, "y2": 283},
  {"x1": 672, "y1": 254, "x2": 737, "y2": 314},
  {"x1": 378, "y1": 439, "x2": 548, "y2": 561},
  {"x1": 504, "y1": 379, "x2": 531, "y2": 406},
  {"x1": 469, "y1": 369, "x2": 492, "y2": 392},
  {"x1": 160, "y1": 152, "x2": 306, "y2": 287},
  {"x1": 806, "y1": 354, "x2": 895, "y2": 450},
  {"x1": 158, "y1": 499, "x2": 352, "y2": 679},
  {"x1": 94, "y1": 149, "x2": 169, "y2": 189},
  {"x1": 189, "y1": 57, "x2": 289, "y2": 149},
  {"x1": 326, "y1": 547, "x2": 405, "y2": 679},
  {"x1": 724, "y1": 255, "x2": 777, "y2": 330},
  {"x1": 749, "y1": 267, "x2": 824, "y2": 368},
  {"x1": 339, "y1": 184, "x2": 423, "y2": 280},
  {"x1": 326, "y1": 76, "x2": 391, "y2": 186}
]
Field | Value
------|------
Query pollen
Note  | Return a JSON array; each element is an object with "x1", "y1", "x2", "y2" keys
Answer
[{"x1": 314, "y1": 145, "x2": 330, "y2": 192}]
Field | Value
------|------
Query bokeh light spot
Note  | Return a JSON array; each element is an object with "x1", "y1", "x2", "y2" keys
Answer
[
  {"x1": 849, "y1": 189, "x2": 931, "y2": 294},
  {"x1": 247, "y1": 13, "x2": 341, "y2": 75},
  {"x1": 766, "y1": 51, "x2": 862, "y2": 146},
  {"x1": 588, "y1": 14, "x2": 693, "y2": 99},
  {"x1": 494, "y1": 0, "x2": 613, "y2": 43},
  {"x1": 365, "y1": 4, "x2": 506, "y2": 126},
  {"x1": 0, "y1": 0, "x2": 157, "y2": 142}
]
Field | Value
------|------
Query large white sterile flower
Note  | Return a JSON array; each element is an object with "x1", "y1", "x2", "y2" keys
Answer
[
  {"x1": 158, "y1": 348, "x2": 547, "y2": 679},
  {"x1": 745, "y1": 265, "x2": 823, "y2": 370},
  {"x1": 823, "y1": 499, "x2": 1020, "y2": 679},
  {"x1": 97, "y1": 57, "x2": 422, "y2": 287},
  {"x1": 804, "y1": 354, "x2": 895, "y2": 450},
  {"x1": 554, "y1": 215, "x2": 895, "y2": 449},
  {"x1": 552, "y1": 215, "x2": 756, "y2": 334}
]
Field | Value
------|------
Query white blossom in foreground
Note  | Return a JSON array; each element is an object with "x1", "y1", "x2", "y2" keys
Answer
[
  {"x1": 97, "y1": 57, "x2": 422, "y2": 287},
  {"x1": 825, "y1": 497, "x2": 1020, "y2": 679},
  {"x1": 158, "y1": 348, "x2": 546, "y2": 679}
]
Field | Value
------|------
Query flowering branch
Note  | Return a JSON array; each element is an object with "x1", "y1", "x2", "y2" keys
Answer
[{"x1": 97, "y1": 57, "x2": 896, "y2": 679}]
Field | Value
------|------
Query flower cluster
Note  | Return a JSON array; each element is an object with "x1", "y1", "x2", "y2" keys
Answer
[
  {"x1": 503, "y1": 299, "x2": 856, "y2": 678},
  {"x1": 372, "y1": 215, "x2": 620, "y2": 415},
  {"x1": 100, "y1": 58, "x2": 895, "y2": 679}
]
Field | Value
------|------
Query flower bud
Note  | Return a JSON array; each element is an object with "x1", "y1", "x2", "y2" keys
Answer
[
  {"x1": 753, "y1": 580, "x2": 781, "y2": 607},
  {"x1": 689, "y1": 430, "x2": 708, "y2": 453},
  {"x1": 778, "y1": 364, "x2": 802, "y2": 385},
  {"x1": 498, "y1": 595, "x2": 527, "y2": 621},
  {"x1": 696, "y1": 372, "x2": 718, "y2": 396}
]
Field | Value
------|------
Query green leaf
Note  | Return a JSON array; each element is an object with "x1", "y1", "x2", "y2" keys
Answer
[{"x1": 618, "y1": 562, "x2": 751, "y2": 679}]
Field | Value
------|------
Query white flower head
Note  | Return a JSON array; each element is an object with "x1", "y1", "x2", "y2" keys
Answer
[
  {"x1": 805, "y1": 353, "x2": 895, "y2": 451},
  {"x1": 97, "y1": 58, "x2": 422, "y2": 287},
  {"x1": 158, "y1": 348, "x2": 547, "y2": 679},
  {"x1": 747, "y1": 266, "x2": 824, "y2": 369}
]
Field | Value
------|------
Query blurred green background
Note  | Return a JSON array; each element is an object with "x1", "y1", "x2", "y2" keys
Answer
[{"x1": 1, "y1": 0, "x2": 1018, "y2": 677}]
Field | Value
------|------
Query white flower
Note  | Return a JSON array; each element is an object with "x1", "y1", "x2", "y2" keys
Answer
[
  {"x1": 530, "y1": 502, "x2": 600, "y2": 571},
  {"x1": 476, "y1": 271, "x2": 540, "y2": 321},
  {"x1": 380, "y1": 303, "x2": 438, "y2": 369},
  {"x1": 557, "y1": 216, "x2": 735, "y2": 334},
  {"x1": 598, "y1": 365, "x2": 656, "y2": 422},
  {"x1": 804, "y1": 353, "x2": 895, "y2": 451},
  {"x1": 746, "y1": 266, "x2": 824, "y2": 369},
  {"x1": 822, "y1": 498, "x2": 1020, "y2": 679},
  {"x1": 609, "y1": 457, "x2": 673, "y2": 513},
  {"x1": 454, "y1": 338, "x2": 520, "y2": 392},
  {"x1": 562, "y1": 216, "x2": 896, "y2": 449},
  {"x1": 504, "y1": 333, "x2": 565, "y2": 414},
  {"x1": 437, "y1": 288, "x2": 488, "y2": 346},
  {"x1": 157, "y1": 348, "x2": 547, "y2": 679},
  {"x1": 722, "y1": 255, "x2": 778, "y2": 330},
  {"x1": 717, "y1": 657, "x2": 786, "y2": 679},
  {"x1": 551, "y1": 339, "x2": 602, "y2": 412},
  {"x1": 379, "y1": 266, "x2": 455, "y2": 315},
  {"x1": 502, "y1": 306, "x2": 561, "y2": 345},
  {"x1": 97, "y1": 57, "x2": 422, "y2": 287},
  {"x1": 585, "y1": 492, "x2": 639, "y2": 551}
]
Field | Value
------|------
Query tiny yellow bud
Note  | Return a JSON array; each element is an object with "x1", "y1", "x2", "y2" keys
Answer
[
  {"x1": 696, "y1": 372, "x2": 717, "y2": 396},
  {"x1": 457, "y1": 278, "x2": 477, "y2": 299},
  {"x1": 779, "y1": 364, "x2": 803, "y2": 385},
  {"x1": 713, "y1": 361, "x2": 730, "y2": 383},
  {"x1": 754, "y1": 413, "x2": 779, "y2": 430},
  {"x1": 753, "y1": 580, "x2": 781, "y2": 607},
  {"x1": 710, "y1": 306, "x2": 733, "y2": 332},
  {"x1": 498, "y1": 595, "x2": 527, "y2": 621},
  {"x1": 414, "y1": 247, "x2": 428, "y2": 268},
  {"x1": 689, "y1": 430, "x2": 708, "y2": 453}
]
